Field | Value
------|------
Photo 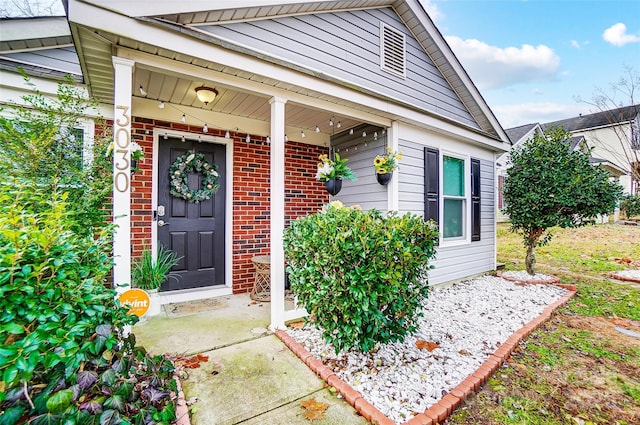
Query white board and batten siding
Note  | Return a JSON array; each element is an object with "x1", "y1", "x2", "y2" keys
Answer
[
  {"x1": 198, "y1": 7, "x2": 479, "y2": 129},
  {"x1": 397, "y1": 132, "x2": 496, "y2": 286}
]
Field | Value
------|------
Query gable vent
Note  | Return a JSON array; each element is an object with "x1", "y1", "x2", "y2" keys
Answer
[{"x1": 380, "y1": 22, "x2": 406, "y2": 78}]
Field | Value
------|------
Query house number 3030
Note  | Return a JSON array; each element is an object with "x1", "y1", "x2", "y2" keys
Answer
[{"x1": 114, "y1": 105, "x2": 130, "y2": 193}]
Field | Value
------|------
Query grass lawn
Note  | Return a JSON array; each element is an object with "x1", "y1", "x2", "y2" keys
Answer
[{"x1": 445, "y1": 223, "x2": 640, "y2": 425}]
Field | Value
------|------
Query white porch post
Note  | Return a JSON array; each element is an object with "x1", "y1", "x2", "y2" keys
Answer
[
  {"x1": 111, "y1": 57, "x2": 134, "y2": 293},
  {"x1": 269, "y1": 96, "x2": 287, "y2": 330},
  {"x1": 388, "y1": 120, "x2": 400, "y2": 212}
]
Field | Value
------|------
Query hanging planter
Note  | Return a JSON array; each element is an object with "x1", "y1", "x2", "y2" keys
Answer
[
  {"x1": 316, "y1": 152, "x2": 356, "y2": 196},
  {"x1": 376, "y1": 172, "x2": 392, "y2": 186},
  {"x1": 324, "y1": 178, "x2": 343, "y2": 196}
]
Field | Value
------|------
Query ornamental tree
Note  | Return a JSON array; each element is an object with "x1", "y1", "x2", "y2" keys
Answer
[{"x1": 503, "y1": 128, "x2": 623, "y2": 275}]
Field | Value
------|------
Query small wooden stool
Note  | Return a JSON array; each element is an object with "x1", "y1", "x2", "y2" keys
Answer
[{"x1": 250, "y1": 255, "x2": 271, "y2": 302}]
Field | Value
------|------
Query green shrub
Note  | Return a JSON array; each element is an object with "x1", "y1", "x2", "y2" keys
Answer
[
  {"x1": 283, "y1": 201, "x2": 438, "y2": 353},
  {"x1": 620, "y1": 194, "x2": 640, "y2": 219},
  {"x1": 0, "y1": 184, "x2": 177, "y2": 423}
]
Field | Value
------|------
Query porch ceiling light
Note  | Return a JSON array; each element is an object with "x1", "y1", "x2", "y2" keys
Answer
[{"x1": 195, "y1": 86, "x2": 218, "y2": 105}]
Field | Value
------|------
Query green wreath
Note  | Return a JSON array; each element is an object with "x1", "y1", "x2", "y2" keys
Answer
[{"x1": 169, "y1": 152, "x2": 220, "y2": 203}]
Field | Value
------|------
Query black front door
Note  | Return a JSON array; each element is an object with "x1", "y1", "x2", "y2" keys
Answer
[{"x1": 157, "y1": 137, "x2": 226, "y2": 290}]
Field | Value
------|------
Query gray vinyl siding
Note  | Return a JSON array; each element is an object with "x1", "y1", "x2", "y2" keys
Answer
[
  {"x1": 333, "y1": 135, "x2": 388, "y2": 212},
  {"x1": 398, "y1": 140, "x2": 496, "y2": 286},
  {"x1": 3, "y1": 46, "x2": 81, "y2": 76},
  {"x1": 199, "y1": 8, "x2": 479, "y2": 129}
]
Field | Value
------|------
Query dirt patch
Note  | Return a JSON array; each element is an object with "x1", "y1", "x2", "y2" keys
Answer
[{"x1": 446, "y1": 314, "x2": 640, "y2": 424}]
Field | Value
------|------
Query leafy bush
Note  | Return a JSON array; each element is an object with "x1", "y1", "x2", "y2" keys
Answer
[
  {"x1": 0, "y1": 73, "x2": 113, "y2": 237},
  {"x1": 283, "y1": 202, "x2": 438, "y2": 353},
  {"x1": 619, "y1": 194, "x2": 640, "y2": 219},
  {"x1": 0, "y1": 184, "x2": 177, "y2": 424},
  {"x1": 503, "y1": 128, "x2": 623, "y2": 275}
]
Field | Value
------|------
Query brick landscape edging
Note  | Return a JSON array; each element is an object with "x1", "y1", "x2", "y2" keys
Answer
[
  {"x1": 173, "y1": 375, "x2": 191, "y2": 425},
  {"x1": 276, "y1": 284, "x2": 577, "y2": 425},
  {"x1": 609, "y1": 272, "x2": 640, "y2": 283}
]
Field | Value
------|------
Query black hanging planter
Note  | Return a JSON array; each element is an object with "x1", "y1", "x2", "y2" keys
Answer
[
  {"x1": 324, "y1": 178, "x2": 342, "y2": 196},
  {"x1": 376, "y1": 172, "x2": 392, "y2": 186}
]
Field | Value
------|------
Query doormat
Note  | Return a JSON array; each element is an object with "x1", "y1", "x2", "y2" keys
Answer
[{"x1": 165, "y1": 297, "x2": 229, "y2": 318}]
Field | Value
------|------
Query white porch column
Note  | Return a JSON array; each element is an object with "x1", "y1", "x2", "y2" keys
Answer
[
  {"x1": 111, "y1": 57, "x2": 134, "y2": 293},
  {"x1": 269, "y1": 96, "x2": 287, "y2": 330},
  {"x1": 388, "y1": 120, "x2": 400, "y2": 212}
]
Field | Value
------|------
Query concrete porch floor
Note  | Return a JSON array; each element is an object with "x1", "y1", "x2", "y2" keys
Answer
[{"x1": 133, "y1": 293, "x2": 369, "y2": 425}]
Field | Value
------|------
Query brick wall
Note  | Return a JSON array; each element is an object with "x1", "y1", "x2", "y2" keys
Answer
[{"x1": 129, "y1": 117, "x2": 328, "y2": 293}]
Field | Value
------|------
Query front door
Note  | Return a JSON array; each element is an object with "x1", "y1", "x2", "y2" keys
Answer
[{"x1": 157, "y1": 137, "x2": 226, "y2": 290}]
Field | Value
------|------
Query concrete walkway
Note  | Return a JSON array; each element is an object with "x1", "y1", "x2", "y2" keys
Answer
[{"x1": 133, "y1": 294, "x2": 369, "y2": 425}]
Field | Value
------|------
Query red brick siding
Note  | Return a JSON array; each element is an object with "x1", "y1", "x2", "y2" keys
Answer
[{"x1": 128, "y1": 117, "x2": 328, "y2": 292}]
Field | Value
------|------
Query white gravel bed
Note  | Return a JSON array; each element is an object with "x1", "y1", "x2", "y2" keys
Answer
[
  {"x1": 612, "y1": 269, "x2": 640, "y2": 279},
  {"x1": 500, "y1": 270, "x2": 558, "y2": 281},
  {"x1": 287, "y1": 275, "x2": 568, "y2": 424}
]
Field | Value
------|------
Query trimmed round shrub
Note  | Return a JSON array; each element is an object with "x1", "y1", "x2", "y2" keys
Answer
[{"x1": 283, "y1": 202, "x2": 438, "y2": 353}]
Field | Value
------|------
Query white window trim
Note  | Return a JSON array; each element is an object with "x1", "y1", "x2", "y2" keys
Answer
[{"x1": 440, "y1": 152, "x2": 471, "y2": 247}]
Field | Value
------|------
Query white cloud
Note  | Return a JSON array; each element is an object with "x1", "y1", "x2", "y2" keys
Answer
[
  {"x1": 492, "y1": 102, "x2": 585, "y2": 129},
  {"x1": 445, "y1": 36, "x2": 561, "y2": 90},
  {"x1": 571, "y1": 40, "x2": 581, "y2": 49},
  {"x1": 418, "y1": 0, "x2": 443, "y2": 22},
  {"x1": 603, "y1": 23, "x2": 640, "y2": 46}
]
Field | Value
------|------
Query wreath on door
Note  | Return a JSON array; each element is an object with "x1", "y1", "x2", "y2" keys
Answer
[{"x1": 169, "y1": 152, "x2": 220, "y2": 203}]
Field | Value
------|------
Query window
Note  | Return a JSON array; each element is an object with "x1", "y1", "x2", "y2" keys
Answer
[
  {"x1": 424, "y1": 148, "x2": 481, "y2": 243},
  {"x1": 443, "y1": 156, "x2": 465, "y2": 238},
  {"x1": 380, "y1": 22, "x2": 406, "y2": 78}
]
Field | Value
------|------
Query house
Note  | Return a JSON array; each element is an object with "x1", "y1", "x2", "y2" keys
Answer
[
  {"x1": 2, "y1": 1, "x2": 510, "y2": 329},
  {"x1": 542, "y1": 105, "x2": 640, "y2": 195},
  {"x1": 497, "y1": 113, "x2": 632, "y2": 223}
]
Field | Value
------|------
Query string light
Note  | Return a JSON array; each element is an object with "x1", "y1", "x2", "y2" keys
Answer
[
  {"x1": 337, "y1": 121, "x2": 341, "y2": 128},
  {"x1": 373, "y1": 132, "x2": 378, "y2": 140},
  {"x1": 246, "y1": 134, "x2": 250, "y2": 143},
  {"x1": 284, "y1": 134, "x2": 288, "y2": 142},
  {"x1": 158, "y1": 101, "x2": 165, "y2": 109},
  {"x1": 349, "y1": 129, "x2": 353, "y2": 135},
  {"x1": 362, "y1": 131, "x2": 366, "y2": 137},
  {"x1": 203, "y1": 123, "x2": 208, "y2": 133},
  {"x1": 315, "y1": 125, "x2": 320, "y2": 133},
  {"x1": 329, "y1": 119, "x2": 333, "y2": 127},
  {"x1": 180, "y1": 113, "x2": 186, "y2": 123},
  {"x1": 266, "y1": 136, "x2": 271, "y2": 144},
  {"x1": 225, "y1": 130, "x2": 230, "y2": 139},
  {"x1": 181, "y1": 135, "x2": 186, "y2": 142},
  {"x1": 139, "y1": 85, "x2": 147, "y2": 97},
  {"x1": 301, "y1": 130, "x2": 306, "y2": 138},
  {"x1": 163, "y1": 133, "x2": 168, "y2": 140}
]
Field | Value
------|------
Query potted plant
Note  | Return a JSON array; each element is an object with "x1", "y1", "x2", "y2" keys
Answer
[
  {"x1": 131, "y1": 141, "x2": 145, "y2": 174},
  {"x1": 373, "y1": 147, "x2": 402, "y2": 185},
  {"x1": 316, "y1": 152, "x2": 357, "y2": 195},
  {"x1": 132, "y1": 244, "x2": 181, "y2": 317}
]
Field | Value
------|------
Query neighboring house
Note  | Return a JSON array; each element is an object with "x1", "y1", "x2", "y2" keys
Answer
[
  {"x1": 543, "y1": 105, "x2": 640, "y2": 195},
  {"x1": 2, "y1": 1, "x2": 510, "y2": 329},
  {"x1": 498, "y1": 114, "x2": 630, "y2": 223}
]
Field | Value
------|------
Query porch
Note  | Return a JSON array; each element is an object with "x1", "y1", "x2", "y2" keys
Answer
[{"x1": 134, "y1": 293, "x2": 368, "y2": 425}]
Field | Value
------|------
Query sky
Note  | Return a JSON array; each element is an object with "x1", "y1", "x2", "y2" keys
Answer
[{"x1": 421, "y1": 0, "x2": 640, "y2": 128}]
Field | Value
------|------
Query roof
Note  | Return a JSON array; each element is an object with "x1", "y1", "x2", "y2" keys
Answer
[
  {"x1": 504, "y1": 123, "x2": 538, "y2": 145},
  {"x1": 542, "y1": 104, "x2": 640, "y2": 132},
  {"x1": 66, "y1": 0, "x2": 509, "y2": 145}
]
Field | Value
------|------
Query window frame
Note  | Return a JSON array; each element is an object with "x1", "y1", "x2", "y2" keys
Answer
[{"x1": 440, "y1": 152, "x2": 471, "y2": 245}]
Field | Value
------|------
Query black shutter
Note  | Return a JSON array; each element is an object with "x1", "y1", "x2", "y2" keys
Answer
[
  {"x1": 424, "y1": 147, "x2": 439, "y2": 223},
  {"x1": 471, "y1": 158, "x2": 481, "y2": 241}
]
